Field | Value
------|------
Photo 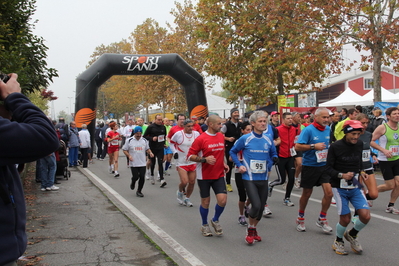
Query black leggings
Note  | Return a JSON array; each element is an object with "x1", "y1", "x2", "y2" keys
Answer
[
  {"x1": 234, "y1": 172, "x2": 247, "y2": 202},
  {"x1": 269, "y1": 157, "x2": 295, "y2": 199},
  {"x1": 150, "y1": 148, "x2": 164, "y2": 180},
  {"x1": 243, "y1": 180, "x2": 269, "y2": 220},
  {"x1": 130, "y1": 166, "x2": 146, "y2": 192}
]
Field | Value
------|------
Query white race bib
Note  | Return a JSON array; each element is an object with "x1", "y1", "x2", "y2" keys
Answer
[
  {"x1": 158, "y1": 135, "x2": 165, "y2": 142},
  {"x1": 340, "y1": 174, "x2": 358, "y2": 189},
  {"x1": 362, "y1": 149, "x2": 371, "y2": 162},
  {"x1": 315, "y1": 149, "x2": 328, "y2": 163},
  {"x1": 389, "y1": 145, "x2": 399, "y2": 156},
  {"x1": 250, "y1": 160, "x2": 266, "y2": 174},
  {"x1": 290, "y1": 146, "x2": 297, "y2": 157},
  {"x1": 111, "y1": 139, "x2": 119, "y2": 145}
]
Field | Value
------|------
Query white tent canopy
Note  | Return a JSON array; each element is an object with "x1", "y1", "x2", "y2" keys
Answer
[
  {"x1": 358, "y1": 88, "x2": 399, "y2": 105},
  {"x1": 206, "y1": 93, "x2": 236, "y2": 118},
  {"x1": 319, "y1": 88, "x2": 365, "y2": 107}
]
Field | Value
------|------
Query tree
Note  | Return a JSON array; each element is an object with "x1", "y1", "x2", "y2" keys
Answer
[
  {"x1": 195, "y1": 0, "x2": 340, "y2": 105},
  {"x1": 299, "y1": 0, "x2": 399, "y2": 102},
  {"x1": 0, "y1": 0, "x2": 58, "y2": 94}
]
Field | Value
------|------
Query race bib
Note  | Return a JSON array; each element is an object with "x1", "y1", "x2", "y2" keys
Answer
[
  {"x1": 158, "y1": 135, "x2": 165, "y2": 142},
  {"x1": 340, "y1": 174, "x2": 358, "y2": 189},
  {"x1": 315, "y1": 149, "x2": 328, "y2": 163},
  {"x1": 250, "y1": 160, "x2": 266, "y2": 174},
  {"x1": 362, "y1": 149, "x2": 371, "y2": 162},
  {"x1": 290, "y1": 146, "x2": 297, "y2": 157},
  {"x1": 111, "y1": 139, "x2": 119, "y2": 145},
  {"x1": 389, "y1": 145, "x2": 399, "y2": 156}
]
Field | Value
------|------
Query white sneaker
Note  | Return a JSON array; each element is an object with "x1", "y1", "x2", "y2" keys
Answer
[
  {"x1": 385, "y1": 206, "x2": 399, "y2": 214},
  {"x1": 160, "y1": 179, "x2": 167, "y2": 188},
  {"x1": 46, "y1": 185, "x2": 59, "y2": 191},
  {"x1": 316, "y1": 218, "x2": 333, "y2": 233},
  {"x1": 283, "y1": 198, "x2": 294, "y2": 207},
  {"x1": 263, "y1": 206, "x2": 272, "y2": 216},
  {"x1": 294, "y1": 178, "x2": 301, "y2": 189},
  {"x1": 296, "y1": 218, "x2": 306, "y2": 232},
  {"x1": 150, "y1": 175, "x2": 155, "y2": 185},
  {"x1": 184, "y1": 198, "x2": 193, "y2": 207},
  {"x1": 177, "y1": 190, "x2": 184, "y2": 205}
]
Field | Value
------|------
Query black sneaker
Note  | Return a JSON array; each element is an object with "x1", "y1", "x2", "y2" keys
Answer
[
  {"x1": 136, "y1": 191, "x2": 144, "y2": 197},
  {"x1": 160, "y1": 180, "x2": 167, "y2": 188}
]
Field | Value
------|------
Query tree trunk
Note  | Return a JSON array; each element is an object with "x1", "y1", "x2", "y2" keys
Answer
[
  {"x1": 373, "y1": 48, "x2": 382, "y2": 102},
  {"x1": 277, "y1": 71, "x2": 284, "y2": 95}
]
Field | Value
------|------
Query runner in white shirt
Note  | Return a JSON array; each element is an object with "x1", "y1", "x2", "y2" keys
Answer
[
  {"x1": 170, "y1": 119, "x2": 200, "y2": 207},
  {"x1": 123, "y1": 126, "x2": 154, "y2": 197},
  {"x1": 123, "y1": 119, "x2": 136, "y2": 167}
]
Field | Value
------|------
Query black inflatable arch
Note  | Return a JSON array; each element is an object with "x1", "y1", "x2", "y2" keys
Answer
[{"x1": 75, "y1": 53, "x2": 208, "y2": 137}]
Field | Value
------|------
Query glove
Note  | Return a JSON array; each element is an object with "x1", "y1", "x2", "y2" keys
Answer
[
  {"x1": 272, "y1": 157, "x2": 279, "y2": 165},
  {"x1": 174, "y1": 153, "x2": 179, "y2": 159}
]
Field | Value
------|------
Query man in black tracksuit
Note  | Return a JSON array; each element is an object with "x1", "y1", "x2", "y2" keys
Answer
[
  {"x1": 221, "y1": 108, "x2": 242, "y2": 192},
  {"x1": 144, "y1": 114, "x2": 167, "y2": 187}
]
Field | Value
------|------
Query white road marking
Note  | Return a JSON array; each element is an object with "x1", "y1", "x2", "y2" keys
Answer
[{"x1": 82, "y1": 168, "x2": 206, "y2": 266}]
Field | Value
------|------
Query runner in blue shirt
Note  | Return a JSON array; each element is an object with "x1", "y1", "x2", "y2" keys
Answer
[{"x1": 230, "y1": 111, "x2": 278, "y2": 245}]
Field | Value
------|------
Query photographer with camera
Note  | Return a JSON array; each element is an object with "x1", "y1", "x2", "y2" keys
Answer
[{"x1": 0, "y1": 73, "x2": 59, "y2": 265}]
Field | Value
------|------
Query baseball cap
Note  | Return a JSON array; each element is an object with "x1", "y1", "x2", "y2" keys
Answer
[
  {"x1": 343, "y1": 120, "x2": 363, "y2": 134},
  {"x1": 191, "y1": 115, "x2": 198, "y2": 121},
  {"x1": 271, "y1": 111, "x2": 280, "y2": 116},
  {"x1": 304, "y1": 114, "x2": 310, "y2": 119}
]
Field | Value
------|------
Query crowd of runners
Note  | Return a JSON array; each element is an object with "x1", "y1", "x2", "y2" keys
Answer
[{"x1": 94, "y1": 105, "x2": 399, "y2": 254}]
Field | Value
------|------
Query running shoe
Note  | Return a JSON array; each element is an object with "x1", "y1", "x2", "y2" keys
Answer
[
  {"x1": 238, "y1": 216, "x2": 247, "y2": 226},
  {"x1": 177, "y1": 190, "x2": 184, "y2": 205},
  {"x1": 263, "y1": 206, "x2": 272, "y2": 216},
  {"x1": 201, "y1": 224, "x2": 213, "y2": 237},
  {"x1": 245, "y1": 228, "x2": 255, "y2": 244},
  {"x1": 331, "y1": 197, "x2": 336, "y2": 205},
  {"x1": 344, "y1": 230, "x2": 363, "y2": 254},
  {"x1": 114, "y1": 172, "x2": 119, "y2": 178},
  {"x1": 244, "y1": 206, "x2": 250, "y2": 218},
  {"x1": 136, "y1": 191, "x2": 144, "y2": 197},
  {"x1": 253, "y1": 228, "x2": 261, "y2": 242},
  {"x1": 183, "y1": 198, "x2": 193, "y2": 207},
  {"x1": 385, "y1": 206, "x2": 399, "y2": 214},
  {"x1": 283, "y1": 198, "x2": 295, "y2": 207},
  {"x1": 294, "y1": 178, "x2": 301, "y2": 189},
  {"x1": 46, "y1": 185, "x2": 59, "y2": 191},
  {"x1": 332, "y1": 240, "x2": 348, "y2": 255},
  {"x1": 150, "y1": 175, "x2": 155, "y2": 185},
  {"x1": 40, "y1": 188, "x2": 46, "y2": 192},
  {"x1": 296, "y1": 217, "x2": 306, "y2": 232},
  {"x1": 226, "y1": 184, "x2": 233, "y2": 192},
  {"x1": 210, "y1": 219, "x2": 223, "y2": 235},
  {"x1": 351, "y1": 215, "x2": 359, "y2": 225},
  {"x1": 316, "y1": 218, "x2": 333, "y2": 233},
  {"x1": 160, "y1": 179, "x2": 167, "y2": 188},
  {"x1": 268, "y1": 185, "x2": 273, "y2": 197},
  {"x1": 164, "y1": 170, "x2": 170, "y2": 176}
]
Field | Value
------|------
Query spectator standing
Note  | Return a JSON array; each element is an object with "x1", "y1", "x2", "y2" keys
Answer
[
  {"x1": 68, "y1": 121, "x2": 81, "y2": 167},
  {"x1": 0, "y1": 73, "x2": 59, "y2": 265},
  {"x1": 79, "y1": 124, "x2": 91, "y2": 168}
]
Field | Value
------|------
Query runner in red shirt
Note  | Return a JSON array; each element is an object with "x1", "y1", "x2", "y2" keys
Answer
[{"x1": 187, "y1": 115, "x2": 229, "y2": 237}]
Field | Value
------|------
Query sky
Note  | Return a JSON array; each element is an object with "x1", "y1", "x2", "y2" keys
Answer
[{"x1": 32, "y1": 0, "x2": 195, "y2": 118}]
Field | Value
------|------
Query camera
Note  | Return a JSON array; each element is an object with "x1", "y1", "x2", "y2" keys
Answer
[{"x1": 0, "y1": 73, "x2": 10, "y2": 83}]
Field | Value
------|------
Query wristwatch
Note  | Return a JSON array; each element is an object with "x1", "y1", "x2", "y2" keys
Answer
[
  {"x1": 338, "y1": 173, "x2": 343, "y2": 178},
  {"x1": 310, "y1": 144, "x2": 315, "y2": 150}
]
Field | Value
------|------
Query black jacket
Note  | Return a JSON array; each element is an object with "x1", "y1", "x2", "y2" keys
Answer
[{"x1": 0, "y1": 93, "x2": 59, "y2": 264}]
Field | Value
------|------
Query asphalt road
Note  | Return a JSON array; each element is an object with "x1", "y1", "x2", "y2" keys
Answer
[{"x1": 82, "y1": 153, "x2": 399, "y2": 266}]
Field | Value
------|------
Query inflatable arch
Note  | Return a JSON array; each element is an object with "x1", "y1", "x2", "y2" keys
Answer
[{"x1": 74, "y1": 53, "x2": 208, "y2": 136}]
